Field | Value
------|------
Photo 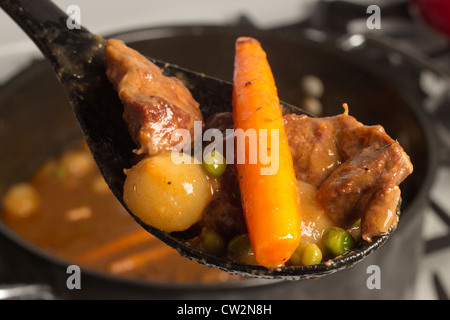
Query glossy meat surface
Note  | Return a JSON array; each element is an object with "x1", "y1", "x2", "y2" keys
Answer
[
  {"x1": 284, "y1": 113, "x2": 413, "y2": 241},
  {"x1": 105, "y1": 39, "x2": 203, "y2": 156},
  {"x1": 284, "y1": 113, "x2": 362, "y2": 186}
]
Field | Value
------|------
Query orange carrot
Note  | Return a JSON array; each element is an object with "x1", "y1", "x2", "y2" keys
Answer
[{"x1": 232, "y1": 37, "x2": 302, "y2": 268}]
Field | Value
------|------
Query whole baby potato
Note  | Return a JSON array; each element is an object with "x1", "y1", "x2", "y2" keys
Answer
[{"x1": 123, "y1": 152, "x2": 213, "y2": 232}]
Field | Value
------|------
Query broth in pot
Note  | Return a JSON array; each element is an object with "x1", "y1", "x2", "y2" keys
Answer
[{"x1": 1, "y1": 140, "x2": 242, "y2": 283}]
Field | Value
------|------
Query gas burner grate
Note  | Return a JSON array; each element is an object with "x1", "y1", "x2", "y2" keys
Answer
[{"x1": 426, "y1": 198, "x2": 450, "y2": 254}]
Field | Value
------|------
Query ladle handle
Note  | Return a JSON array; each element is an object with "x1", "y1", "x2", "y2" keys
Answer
[{"x1": 0, "y1": 0, "x2": 105, "y2": 86}]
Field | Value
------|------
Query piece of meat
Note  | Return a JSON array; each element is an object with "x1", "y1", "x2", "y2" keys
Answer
[
  {"x1": 360, "y1": 184, "x2": 400, "y2": 242},
  {"x1": 284, "y1": 113, "x2": 363, "y2": 186},
  {"x1": 284, "y1": 112, "x2": 413, "y2": 242},
  {"x1": 200, "y1": 195, "x2": 247, "y2": 239},
  {"x1": 316, "y1": 142, "x2": 411, "y2": 236},
  {"x1": 105, "y1": 39, "x2": 203, "y2": 156},
  {"x1": 339, "y1": 124, "x2": 395, "y2": 159}
]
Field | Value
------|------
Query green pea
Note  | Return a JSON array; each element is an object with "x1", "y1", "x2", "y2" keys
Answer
[
  {"x1": 200, "y1": 228, "x2": 225, "y2": 255},
  {"x1": 322, "y1": 227, "x2": 355, "y2": 258},
  {"x1": 202, "y1": 151, "x2": 227, "y2": 177},
  {"x1": 290, "y1": 243, "x2": 322, "y2": 266},
  {"x1": 227, "y1": 234, "x2": 258, "y2": 265}
]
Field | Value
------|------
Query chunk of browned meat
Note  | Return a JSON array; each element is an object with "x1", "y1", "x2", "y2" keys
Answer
[
  {"x1": 284, "y1": 113, "x2": 363, "y2": 186},
  {"x1": 284, "y1": 112, "x2": 413, "y2": 242},
  {"x1": 360, "y1": 184, "x2": 401, "y2": 242},
  {"x1": 339, "y1": 125, "x2": 396, "y2": 159},
  {"x1": 105, "y1": 39, "x2": 203, "y2": 156},
  {"x1": 200, "y1": 196, "x2": 247, "y2": 239},
  {"x1": 316, "y1": 142, "x2": 411, "y2": 239}
]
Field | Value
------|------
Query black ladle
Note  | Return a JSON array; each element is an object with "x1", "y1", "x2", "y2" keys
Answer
[{"x1": 0, "y1": 0, "x2": 398, "y2": 280}]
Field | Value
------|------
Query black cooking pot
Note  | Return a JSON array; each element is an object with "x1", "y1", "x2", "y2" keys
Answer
[{"x1": 0, "y1": 24, "x2": 439, "y2": 299}]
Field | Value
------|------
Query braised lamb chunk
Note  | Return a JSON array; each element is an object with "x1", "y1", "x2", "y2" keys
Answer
[
  {"x1": 284, "y1": 113, "x2": 363, "y2": 186},
  {"x1": 316, "y1": 142, "x2": 411, "y2": 241},
  {"x1": 285, "y1": 112, "x2": 413, "y2": 242},
  {"x1": 200, "y1": 195, "x2": 247, "y2": 239},
  {"x1": 317, "y1": 119, "x2": 413, "y2": 241},
  {"x1": 339, "y1": 124, "x2": 396, "y2": 159},
  {"x1": 105, "y1": 39, "x2": 203, "y2": 156},
  {"x1": 360, "y1": 183, "x2": 401, "y2": 242}
]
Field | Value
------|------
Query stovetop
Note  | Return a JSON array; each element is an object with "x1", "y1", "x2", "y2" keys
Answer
[
  {"x1": 282, "y1": 0, "x2": 450, "y2": 300},
  {"x1": 346, "y1": 1, "x2": 450, "y2": 301},
  {"x1": 0, "y1": 0, "x2": 449, "y2": 300}
]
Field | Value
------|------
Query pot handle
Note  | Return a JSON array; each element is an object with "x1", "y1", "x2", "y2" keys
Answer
[
  {"x1": 0, "y1": 284, "x2": 54, "y2": 300},
  {"x1": 336, "y1": 33, "x2": 450, "y2": 81},
  {"x1": 336, "y1": 32, "x2": 450, "y2": 164}
]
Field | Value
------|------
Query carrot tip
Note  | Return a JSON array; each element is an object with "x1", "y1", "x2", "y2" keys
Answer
[{"x1": 236, "y1": 36, "x2": 260, "y2": 45}]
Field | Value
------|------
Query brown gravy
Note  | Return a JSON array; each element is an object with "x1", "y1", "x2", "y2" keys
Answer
[{"x1": 1, "y1": 142, "x2": 242, "y2": 283}]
